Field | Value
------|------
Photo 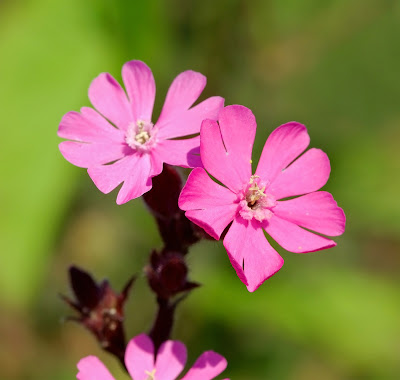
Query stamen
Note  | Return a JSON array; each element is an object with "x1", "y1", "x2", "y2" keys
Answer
[
  {"x1": 137, "y1": 120, "x2": 146, "y2": 129},
  {"x1": 239, "y1": 175, "x2": 276, "y2": 222},
  {"x1": 125, "y1": 119, "x2": 156, "y2": 151},
  {"x1": 145, "y1": 369, "x2": 156, "y2": 380},
  {"x1": 135, "y1": 130, "x2": 150, "y2": 144},
  {"x1": 246, "y1": 176, "x2": 267, "y2": 208}
]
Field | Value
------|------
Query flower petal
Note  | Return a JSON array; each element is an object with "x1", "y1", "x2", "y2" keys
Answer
[
  {"x1": 181, "y1": 351, "x2": 227, "y2": 380},
  {"x1": 223, "y1": 218, "x2": 284, "y2": 292},
  {"x1": 87, "y1": 153, "x2": 153, "y2": 204},
  {"x1": 122, "y1": 60, "x2": 156, "y2": 122},
  {"x1": 154, "y1": 340, "x2": 187, "y2": 380},
  {"x1": 273, "y1": 191, "x2": 346, "y2": 236},
  {"x1": 200, "y1": 116, "x2": 251, "y2": 192},
  {"x1": 218, "y1": 105, "x2": 256, "y2": 172},
  {"x1": 149, "y1": 150, "x2": 164, "y2": 178},
  {"x1": 264, "y1": 215, "x2": 336, "y2": 253},
  {"x1": 77, "y1": 356, "x2": 115, "y2": 380},
  {"x1": 58, "y1": 107, "x2": 124, "y2": 143},
  {"x1": 267, "y1": 148, "x2": 331, "y2": 200},
  {"x1": 125, "y1": 334, "x2": 155, "y2": 380},
  {"x1": 179, "y1": 168, "x2": 238, "y2": 209},
  {"x1": 255, "y1": 122, "x2": 310, "y2": 184},
  {"x1": 88, "y1": 73, "x2": 132, "y2": 130},
  {"x1": 59, "y1": 141, "x2": 127, "y2": 168},
  {"x1": 185, "y1": 208, "x2": 235, "y2": 241},
  {"x1": 157, "y1": 96, "x2": 224, "y2": 140},
  {"x1": 116, "y1": 154, "x2": 152, "y2": 204},
  {"x1": 179, "y1": 168, "x2": 238, "y2": 239},
  {"x1": 87, "y1": 154, "x2": 136, "y2": 193},
  {"x1": 157, "y1": 70, "x2": 206, "y2": 125},
  {"x1": 154, "y1": 136, "x2": 202, "y2": 169}
]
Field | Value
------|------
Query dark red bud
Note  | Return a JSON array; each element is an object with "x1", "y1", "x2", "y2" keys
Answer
[
  {"x1": 146, "y1": 250, "x2": 199, "y2": 299},
  {"x1": 69, "y1": 266, "x2": 100, "y2": 310},
  {"x1": 61, "y1": 266, "x2": 135, "y2": 365}
]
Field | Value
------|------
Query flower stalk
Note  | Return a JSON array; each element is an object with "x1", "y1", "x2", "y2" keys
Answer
[{"x1": 143, "y1": 164, "x2": 202, "y2": 352}]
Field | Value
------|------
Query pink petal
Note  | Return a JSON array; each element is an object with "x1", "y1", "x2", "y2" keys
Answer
[
  {"x1": 125, "y1": 334, "x2": 155, "y2": 380},
  {"x1": 200, "y1": 117, "x2": 251, "y2": 192},
  {"x1": 88, "y1": 73, "x2": 132, "y2": 130},
  {"x1": 149, "y1": 150, "x2": 164, "y2": 178},
  {"x1": 179, "y1": 168, "x2": 238, "y2": 239},
  {"x1": 157, "y1": 96, "x2": 224, "y2": 140},
  {"x1": 179, "y1": 168, "x2": 238, "y2": 209},
  {"x1": 264, "y1": 215, "x2": 336, "y2": 253},
  {"x1": 154, "y1": 136, "x2": 202, "y2": 169},
  {"x1": 116, "y1": 154, "x2": 152, "y2": 204},
  {"x1": 122, "y1": 60, "x2": 156, "y2": 122},
  {"x1": 185, "y1": 208, "x2": 235, "y2": 241},
  {"x1": 58, "y1": 107, "x2": 124, "y2": 143},
  {"x1": 255, "y1": 122, "x2": 310, "y2": 184},
  {"x1": 223, "y1": 218, "x2": 284, "y2": 292},
  {"x1": 218, "y1": 105, "x2": 256, "y2": 173},
  {"x1": 59, "y1": 141, "x2": 127, "y2": 168},
  {"x1": 157, "y1": 71, "x2": 206, "y2": 125},
  {"x1": 267, "y1": 148, "x2": 331, "y2": 200},
  {"x1": 88, "y1": 155, "x2": 134, "y2": 194},
  {"x1": 274, "y1": 191, "x2": 346, "y2": 236},
  {"x1": 181, "y1": 351, "x2": 227, "y2": 380},
  {"x1": 87, "y1": 153, "x2": 153, "y2": 204},
  {"x1": 154, "y1": 340, "x2": 187, "y2": 380},
  {"x1": 76, "y1": 356, "x2": 115, "y2": 380}
]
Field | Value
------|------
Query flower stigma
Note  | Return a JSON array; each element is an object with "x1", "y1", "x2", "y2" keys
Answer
[
  {"x1": 125, "y1": 120, "x2": 157, "y2": 152},
  {"x1": 246, "y1": 175, "x2": 266, "y2": 208},
  {"x1": 239, "y1": 175, "x2": 276, "y2": 222},
  {"x1": 135, "y1": 120, "x2": 150, "y2": 144}
]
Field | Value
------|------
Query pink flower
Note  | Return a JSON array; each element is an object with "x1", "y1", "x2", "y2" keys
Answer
[
  {"x1": 77, "y1": 333, "x2": 229, "y2": 380},
  {"x1": 179, "y1": 105, "x2": 346, "y2": 292},
  {"x1": 58, "y1": 61, "x2": 224, "y2": 204}
]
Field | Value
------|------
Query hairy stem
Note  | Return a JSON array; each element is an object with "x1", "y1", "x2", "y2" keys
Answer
[{"x1": 148, "y1": 297, "x2": 176, "y2": 354}]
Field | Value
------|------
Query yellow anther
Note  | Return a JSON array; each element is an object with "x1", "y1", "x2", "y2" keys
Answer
[
  {"x1": 137, "y1": 120, "x2": 145, "y2": 130},
  {"x1": 249, "y1": 175, "x2": 259, "y2": 184},
  {"x1": 145, "y1": 369, "x2": 156, "y2": 380},
  {"x1": 135, "y1": 131, "x2": 150, "y2": 144},
  {"x1": 246, "y1": 176, "x2": 266, "y2": 207}
]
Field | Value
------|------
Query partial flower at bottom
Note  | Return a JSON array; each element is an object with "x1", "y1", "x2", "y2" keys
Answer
[
  {"x1": 77, "y1": 333, "x2": 229, "y2": 380},
  {"x1": 179, "y1": 105, "x2": 346, "y2": 292}
]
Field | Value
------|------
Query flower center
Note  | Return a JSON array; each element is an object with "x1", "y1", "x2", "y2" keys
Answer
[
  {"x1": 246, "y1": 176, "x2": 267, "y2": 208},
  {"x1": 145, "y1": 369, "x2": 156, "y2": 380},
  {"x1": 125, "y1": 120, "x2": 157, "y2": 152},
  {"x1": 239, "y1": 175, "x2": 276, "y2": 222}
]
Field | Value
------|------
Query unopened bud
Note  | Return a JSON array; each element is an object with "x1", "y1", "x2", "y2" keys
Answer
[
  {"x1": 61, "y1": 266, "x2": 135, "y2": 361},
  {"x1": 146, "y1": 250, "x2": 199, "y2": 299}
]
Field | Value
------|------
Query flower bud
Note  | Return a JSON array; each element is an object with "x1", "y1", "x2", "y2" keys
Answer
[
  {"x1": 61, "y1": 266, "x2": 135, "y2": 362},
  {"x1": 145, "y1": 250, "x2": 199, "y2": 299}
]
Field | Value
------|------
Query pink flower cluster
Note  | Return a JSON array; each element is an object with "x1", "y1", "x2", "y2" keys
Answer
[
  {"x1": 59, "y1": 61, "x2": 345, "y2": 379},
  {"x1": 77, "y1": 334, "x2": 228, "y2": 380},
  {"x1": 59, "y1": 61, "x2": 345, "y2": 293}
]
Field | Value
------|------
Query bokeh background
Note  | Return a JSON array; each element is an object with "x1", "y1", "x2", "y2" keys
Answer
[{"x1": 1, "y1": 0, "x2": 400, "y2": 379}]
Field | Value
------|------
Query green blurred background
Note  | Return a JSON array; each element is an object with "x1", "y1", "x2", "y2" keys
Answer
[{"x1": 1, "y1": 0, "x2": 399, "y2": 379}]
